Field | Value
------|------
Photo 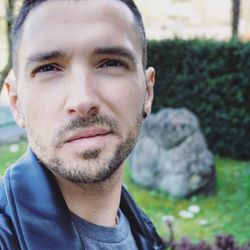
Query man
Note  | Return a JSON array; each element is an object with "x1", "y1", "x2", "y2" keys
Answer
[{"x1": 0, "y1": 0, "x2": 164, "y2": 249}]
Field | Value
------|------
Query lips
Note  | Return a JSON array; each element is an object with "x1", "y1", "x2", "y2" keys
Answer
[{"x1": 65, "y1": 128, "x2": 111, "y2": 143}]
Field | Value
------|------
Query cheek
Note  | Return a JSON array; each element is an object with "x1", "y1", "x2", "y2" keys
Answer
[
  {"x1": 19, "y1": 87, "x2": 63, "y2": 139},
  {"x1": 100, "y1": 79, "x2": 145, "y2": 125},
  {"x1": 23, "y1": 96, "x2": 54, "y2": 121},
  {"x1": 120, "y1": 90, "x2": 143, "y2": 114},
  {"x1": 19, "y1": 78, "x2": 65, "y2": 116}
]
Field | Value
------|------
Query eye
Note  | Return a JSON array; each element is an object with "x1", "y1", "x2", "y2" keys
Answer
[
  {"x1": 32, "y1": 63, "x2": 61, "y2": 76},
  {"x1": 99, "y1": 60, "x2": 127, "y2": 68}
]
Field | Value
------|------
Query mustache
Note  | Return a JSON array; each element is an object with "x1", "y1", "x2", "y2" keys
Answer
[{"x1": 53, "y1": 114, "x2": 119, "y2": 148}]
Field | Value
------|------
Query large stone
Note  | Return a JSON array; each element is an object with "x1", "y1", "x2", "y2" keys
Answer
[{"x1": 129, "y1": 108, "x2": 216, "y2": 198}]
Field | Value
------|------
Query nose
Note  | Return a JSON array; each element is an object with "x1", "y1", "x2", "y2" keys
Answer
[{"x1": 64, "y1": 70, "x2": 100, "y2": 116}]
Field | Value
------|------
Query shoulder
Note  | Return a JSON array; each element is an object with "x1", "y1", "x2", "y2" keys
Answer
[
  {"x1": 0, "y1": 176, "x2": 7, "y2": 213},
  {"x1": 0, "y1": 176, "x2": 20, "y2": 250},
  {"x1": 121, "y1": 187, "x2": 165, "y2": 250}
]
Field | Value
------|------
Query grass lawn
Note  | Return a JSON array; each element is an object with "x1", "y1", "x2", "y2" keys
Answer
[
  {"x1": 125, "y1": 158, "x2": 250, "y2": 244},
  {"x1": 0, "y1": 140, "x2": 249, "y2": 243},
  {"x1": 0, "y1": 140, "x2": 28, "y2": 174}
]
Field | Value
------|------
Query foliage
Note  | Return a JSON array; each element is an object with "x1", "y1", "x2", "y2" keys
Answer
[
  {"x1": 163, "y1": 225, "x2": 250, "y2": 250},
  {"x1": 163, "y1": 219, "x2": 250, "y2": 250},
  {"x1": 147, "y1": 39, "x2": 250, "y2": 159}
]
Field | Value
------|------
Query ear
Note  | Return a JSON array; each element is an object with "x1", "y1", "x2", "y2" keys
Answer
[
  {"x1": 144, "y1": 67, "x2": 155, "y2": 115},
  {"x1": 5, "y1": 70, "x2": 25, "y2": 128}
]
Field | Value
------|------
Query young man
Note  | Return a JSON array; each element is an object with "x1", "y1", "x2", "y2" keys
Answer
[{"x1": 1, "y1": 0, "x2": 164, "y2": 249}]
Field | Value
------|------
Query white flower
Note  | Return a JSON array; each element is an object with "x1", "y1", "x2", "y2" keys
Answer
[
  {"x1": 179, "y1": 210, "x2": 194, "y2": 219},
  {"x1": 9, "y1": 144, "x2": 19, "y2": 153},
  {"x1": 188, "y1": 205, "x2": 200, "y2": 214},
  {"x1": 199, "y1": 219, "x2": 209, "y2": 226},
  {"x1": 161, "y1": 215, "x2": 175, "y2": 223}
]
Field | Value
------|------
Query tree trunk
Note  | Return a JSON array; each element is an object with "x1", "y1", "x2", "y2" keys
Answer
[
  {"x1": 0, "y1": 0, "x2": 15, "y2": 95},
  {"x1": 232, "y1": 0, "x2": 241, "y2": 41}
]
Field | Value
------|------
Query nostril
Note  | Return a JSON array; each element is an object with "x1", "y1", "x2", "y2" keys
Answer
[
  {"x1": 88, "y1": 106, "x2": 99, "y2": 116},
  {"x1": 64, "y1": 85, "x2": 100, "y2": 116},
  {"x1": 66, "y1": 104, "x2": 99, "y2": 117}
]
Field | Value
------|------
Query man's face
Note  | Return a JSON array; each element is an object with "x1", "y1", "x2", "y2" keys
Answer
[{"x1": 9, "y1": 0, "x2": 154, "y2": 183}]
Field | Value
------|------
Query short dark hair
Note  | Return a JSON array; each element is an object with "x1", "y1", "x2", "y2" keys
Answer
[{"x1": 11, "y1": 0, "x2": 147, "y2": 72}]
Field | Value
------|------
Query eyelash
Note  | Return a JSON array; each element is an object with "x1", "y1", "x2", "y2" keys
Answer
[
  {"x1": 99, "y1": 59, "x2": 128, "y2": 69},
  {"x1": 32, "y1": 64, "x2": 60, "y2": 76}
]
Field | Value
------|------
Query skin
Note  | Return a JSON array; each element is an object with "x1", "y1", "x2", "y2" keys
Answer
[{"x1": 6, "y1": 0, "x2": 155, "y2": 226}]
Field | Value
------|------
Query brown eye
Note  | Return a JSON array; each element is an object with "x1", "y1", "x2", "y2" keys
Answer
[
  {"x1": 32, "y1": 64, "x2": 62, "y2": 77},
  {"x1": 37, "y1": 64, "x2": 59, "y2": 73},
  {"x1": 100, "y1": 60, "x2": 126, "y2": 68}
]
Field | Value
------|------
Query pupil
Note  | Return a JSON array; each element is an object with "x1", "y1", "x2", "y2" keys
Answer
[
  {"x1": 42, "y1": 65, "x2": 54, "y2": 72},
  {"x1": 107, "y1": 61, "x2": 118, "y2": 67}
]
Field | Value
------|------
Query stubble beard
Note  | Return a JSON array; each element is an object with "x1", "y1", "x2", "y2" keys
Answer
[
  {"x1": 27, "y1": 113, "x2": 142, "y2": 184},
  {"x1": 47, "y1": 133, "x2": 137, "y2": 184}
]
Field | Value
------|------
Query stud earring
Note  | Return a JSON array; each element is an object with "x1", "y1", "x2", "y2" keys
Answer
[{"x1": 143, "y1": 112, "x2": 147, "y2": 119}]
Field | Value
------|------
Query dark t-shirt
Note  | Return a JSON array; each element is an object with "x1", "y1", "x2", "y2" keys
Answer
[{"x1": 71, "y1": 210, "x2": 138, "y2": 249}]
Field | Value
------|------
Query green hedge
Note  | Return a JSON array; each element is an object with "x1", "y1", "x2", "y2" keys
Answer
[{"x1": 147, "y1": 39, "x2": 250, "y2": 159}]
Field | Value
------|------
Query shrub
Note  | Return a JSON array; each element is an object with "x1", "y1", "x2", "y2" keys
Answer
[
  {"x1": 163, "y1": 220, "x2": 250, "y2": 250},
  {"x1": 147, "y1": 39, "x2": 250, "y2": 159}
]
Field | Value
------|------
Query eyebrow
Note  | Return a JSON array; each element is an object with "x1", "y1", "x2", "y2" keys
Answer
[
  {"x1": 93, "y1": 46, "x2": 138, "y2": 65},
  {"x1": 25, "y1": 47, "x2": 138, "y2": 70},
  {"x1": 25, "y1": 50, "x2": 66, "y2": 69}
]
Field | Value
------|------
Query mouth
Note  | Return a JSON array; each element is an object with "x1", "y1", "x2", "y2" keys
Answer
[
  {"x1": 64, "y1": 128, "x2": 112, "y2": 146},
  {"x1": 66, "y1": 128, "x2": 111, "y2": 142}
]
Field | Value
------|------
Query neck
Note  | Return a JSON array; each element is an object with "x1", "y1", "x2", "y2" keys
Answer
[{"x1": 54, "y1": 166, "x2": 124, "y2": 227}]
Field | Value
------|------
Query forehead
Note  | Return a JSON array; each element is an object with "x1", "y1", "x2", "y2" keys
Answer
[
  {"x1": 18, "y1": 0, "x2": 141, "y2": 64},
  {"x1": 25, "y1": 0, "x2": 135, "y2": 30}
]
